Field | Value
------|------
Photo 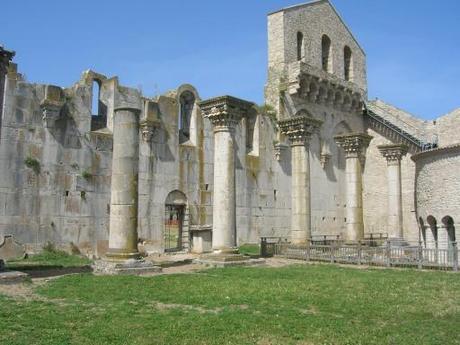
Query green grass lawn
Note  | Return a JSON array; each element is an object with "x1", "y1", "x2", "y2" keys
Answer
[
  {"x1": 0, "y1": 264, "x2": 459, "y2": 345},
  {"x1": 238, "y1": 243, "x2": 260, "y2": 256},
  {"x1": 6, "y1": 249, "x2": 92, "y2": 270}
]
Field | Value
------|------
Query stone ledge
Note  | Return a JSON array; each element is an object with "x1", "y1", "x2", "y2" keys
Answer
[
  {"x1": 194, "y1": 255, "x2": 265, "y2": 268},
  {"x1": 93, "y1": 259, "x2": 162, "y2": 275},
  {"x1": 0, "y1": 270, "x2": 29, "y2": 284}
]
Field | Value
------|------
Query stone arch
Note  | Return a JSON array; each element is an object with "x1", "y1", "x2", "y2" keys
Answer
[
  {"x1": 427, "y1": 215, "x2": 438, "y2": 245},
  {"x1": 442, "y1": 215, "x2": 456, "y2": 244},
  {"x1": 333, "y1": 120, "x2": 352, "y2": 136},
  {"x1": 90, "y1": 77, "x2": 108, "y2": 131},
  {"x1": 177, "y1": 84, "x2": 200, "y2": 145},
  {"x1": 165, "y1": 190, "x2": 187, "y2": 205},
  {"x1": 308, "y1": 81, "x2": 319, "y2": 102},
  {"x1": 294, "y1": 108, "x2": 314, "y2": 118},
  {"x1": 164, "y1": 190, "x2": 189, "y2": 252},
  {"x1": 91, "y1": 79, "x2": 101, "y2": 116},
  {"x1": 419, "y1": 217, "x2": 427, "y2": 245},
  {"x1": 321, "y1": 34, "x2": 332, "y2": 73}
]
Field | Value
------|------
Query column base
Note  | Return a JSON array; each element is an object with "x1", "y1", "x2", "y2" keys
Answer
[
  {"x1": 105, "y1": 248, "x2": 142, "y2": 261},
  {"x1": 195, "y1": 253, "x2": 265, "y2": 268},
  {"x1": 93, "y1": 258, "x2": 162, "y2": 275},
  {"x1": 212, "y1": 246, "x2": 239, "y2": 255}
]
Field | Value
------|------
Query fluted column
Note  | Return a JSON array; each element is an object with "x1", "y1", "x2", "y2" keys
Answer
[
  {"x1": 199, "y1": 96, "x2": 252, "y2": 253},
  {"x1": 279, "y1": 114, "x2": 322, "y2": 245},
  {"x1": 106, "y1": 107, "x2": 141, "y2": 259},
  {"x1": 335, "y1": 133, "x2": 372, "y2": 242},
  {"x1": 378, "y1": 144, "x2": 408, "y2": 239}
]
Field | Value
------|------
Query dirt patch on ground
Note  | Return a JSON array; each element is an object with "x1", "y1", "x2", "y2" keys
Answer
[
  {"x1": 160, "y1": 263, "x2": 206, "y2": 275},
  {"x1": 0, "y1": 279, "x2": 46, "y2": 300},
  {"x1": 151, "y1": 301, "x2": 250, "y2": 314}
]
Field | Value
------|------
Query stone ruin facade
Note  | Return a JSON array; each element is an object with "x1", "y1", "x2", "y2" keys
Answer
[{"x1": 0, "y1": 0, "x2": 459, "y2": 258}]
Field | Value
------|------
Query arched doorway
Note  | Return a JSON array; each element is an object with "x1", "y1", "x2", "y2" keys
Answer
[{"x1": 164, "y1": 190, "x2": 188, "y2": 252}]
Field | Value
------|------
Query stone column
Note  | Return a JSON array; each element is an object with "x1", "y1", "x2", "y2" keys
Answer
[
  {"x1": 378, "y1": 144, "x2": 408, "y2": 239},
  {"x1": 279, "y1": 114, "x2": 322, "y2": 245},
  {"x1": 106, "y1": 107, "x2": 141, "y2": 260},
  {"x1": 335, "y1": 133, "x2": 372, "y2": 242},
  {"x1": 199, "y1": 96, "x2": 252, "y2": 253}
]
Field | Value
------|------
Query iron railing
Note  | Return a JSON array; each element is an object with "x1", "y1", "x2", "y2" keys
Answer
[{"x1": 260, "y1": 238, "x2": 459, "y2": 271}]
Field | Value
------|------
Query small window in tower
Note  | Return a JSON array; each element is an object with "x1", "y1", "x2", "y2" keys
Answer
[
  {"x1": 321, "y1": 35, "x2": 332, "y2": 72},
  {"x1": 91, "y1": 80, "x2": 101, "y2": 116},
  {"x1": 344, "y1": 46, "x2": 353, "y2": 81},
  {"x1": 297, "y1": 32, "x2": 304, "y2": 61},
  {"x1": 179, "y1": 91, "x2": 195, "y2": 144}
]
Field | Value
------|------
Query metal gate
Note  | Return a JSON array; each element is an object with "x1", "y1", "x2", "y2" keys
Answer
[{"x1": 164, "y1": 204, "x2": 184, "y2": 252}]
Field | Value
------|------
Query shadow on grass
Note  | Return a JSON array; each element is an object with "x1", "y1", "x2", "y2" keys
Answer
[
  {"x1": 6, "y1": 265, "x2": 93, "y2": 278},
  {"x1": 5, "y1": 248, "x2": 93, "y2": 278}
]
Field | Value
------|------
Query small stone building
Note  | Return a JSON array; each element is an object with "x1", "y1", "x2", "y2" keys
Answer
[{"x1": 0, "y1": 0, "x2": 458, "y2": 257}]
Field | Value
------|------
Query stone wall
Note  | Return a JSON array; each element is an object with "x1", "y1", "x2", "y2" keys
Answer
[
  {"x1": 267, "y1": 0, "x2": 366, "y2": 92},
  {"x1": 413, "y1": 146, "x2": 460, "y2": 248},
  {"x1": 1, "y1": 0, "x2": 458, "y2": 255},
  {"x1": 430, "y1": 108, "x2": 460, "y2": 147},
  {"x1": 363, "y1": 128, "x2": 419, "y2": 242},
  {"x1": 0, "y1": 60, "x2": 294, "y2": 255}
]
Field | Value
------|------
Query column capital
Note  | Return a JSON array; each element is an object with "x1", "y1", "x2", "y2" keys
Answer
[
  {"x1": 335, "y1": 133, "x2": 372, "y2": 158},
  {"x1": 199, "y1": 95, "x2": 253, "y2": 131},
  {"x1": 278, "y1": 114, "x2": 322, "y2": 147},
  {"x1": 378, "y1": 143, "x2": 408, "y2": 164}
]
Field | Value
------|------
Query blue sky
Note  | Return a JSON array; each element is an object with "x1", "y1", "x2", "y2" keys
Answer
[{"x1": 2, "y1": 0, "x2": 459, "y2": 120}]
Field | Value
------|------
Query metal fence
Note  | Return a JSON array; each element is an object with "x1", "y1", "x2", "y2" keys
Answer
[{"x1": 260, "y1": 237, "x2": 459, "y2": 271}]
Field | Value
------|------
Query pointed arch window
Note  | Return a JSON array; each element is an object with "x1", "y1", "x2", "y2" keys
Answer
[
  {"x1": 344, "y1": 46, "x2": 353, "y2": 81},
  {"x1": 91, "y1": 80, "x2": 101, "y2": 116},
  {"x1": 321, "y1": 35, "x2": 332, "y2": 73},
  {"x1": 297, "y1": 32, "x2": 304, "y2": 61},
  {"x1": 179, "y1": 90, "x2": 195, "y2": 143}
]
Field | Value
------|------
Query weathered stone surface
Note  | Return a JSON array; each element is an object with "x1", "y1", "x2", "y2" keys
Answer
[
  {"x1": 0, "y1": 270, "x2": 29, "y2": 284},
  {"x1": 0, "y1": 0, "x2": 458, "y2": 257},
  {"x1": 195, "y1": 254, "x2": 265, "y2": 268},
  {"x1": 93, "y1": 259, "x2": 162, "y2": 275},
  {"x1": 0, "y1": 235, "x2": 25, "y2": 260}
]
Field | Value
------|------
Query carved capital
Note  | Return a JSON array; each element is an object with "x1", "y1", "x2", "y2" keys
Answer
[
  {"x1": 139, "y1": 120, "x2": 160, "y2": 142},
  {"x1": 378, "y1": 143, "x2": 408, "y2": 165},
  {"x1": 335, "y1": 133, "x2": 372, "y2": 158},
  {"x1": 278, "y1": 113, "x2": 322, "y2": 147},
  {"x1": 199, "y1": 95, "x2": 253, "y2": 132}
]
